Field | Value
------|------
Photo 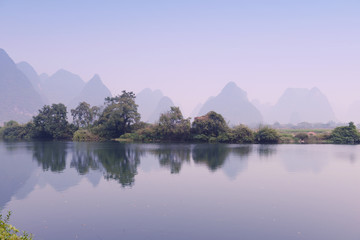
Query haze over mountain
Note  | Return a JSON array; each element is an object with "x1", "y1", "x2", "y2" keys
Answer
[
  {"x1": 42, "y1": 69, "x2": 85, "y2": 105},
  {"x1": 268, "y1": 88, "x2": 336, "y2": 124},
  {"x1": 0, "y1": 49, "x2": 44, "y2": 123},
  {"x1": 346, "y1": 101, "x2": 360, "y2": 124},
  {"x1": 136, "y1": 88, "x2": 164, "y2": 122},
  {"x1": 136, "y1": 88, "x2": 175, "y2": 123},
  {"x1": 69, "y1": 74, "x2": 112, "y2": 108},
  {"x1": 16, "y1": 61, "x2": 42, "y2": 93},
  {"x1": 148, "y1": 96, "x2": 175, "y2": 123},
  {"x1": 198, "y1": 82, "x2": 263, "y2": 125}
]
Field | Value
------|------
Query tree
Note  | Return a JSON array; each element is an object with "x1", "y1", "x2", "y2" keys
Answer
[
  {"x1": 155, "y1": 106, "x2": 191, "y2": 141},
  {"x1": 96, "y1": 91, "x2": 140, "y2": 139},
  {"x1": 255, "y1": 127, "x2": 280, "y2": 144},
  {"x1": 32, "y1": 103, "x2": 73, "y2": 139},
  {"x1": 330, "y1": 122, "x2": 360, "y2": 144},
  {"x1": 71, "y1": 102, "x2": 95, "y2": 128},
  {"x1": 230, "y1": 124, "x2": 254, "y2": 143},
  {"x1": 191, "y1": 111, "x2": 228, "y2": 141}
]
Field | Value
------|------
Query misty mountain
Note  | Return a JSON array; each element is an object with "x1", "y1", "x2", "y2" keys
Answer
[
  {"x1": 42, "y1": 69, "x2": 85, "y2": 105},
  {"x1": 148, "y1": 96, "x2": 175, "y2": 123},
  {"x1": 198, "y1": 82, "x2": 263, "y2": 125},
  {"x1": 17, "y1": 61, "x2": 48, "y2": 103},
  {"x1": 136, "y1": 88, "x2": 164, "y2": 122},
  {"x1": 69, "y1": 74, "x2": 112, "y2": 108},
  {"x1": 190, "y1": 103, "x2": 203, "y2": 119},
  {"x1": 0, "y1": 49, "x2": 44, "y2": 123},
  {"x1": 16, "y1": 61, "x2": 42, "y2": 92},
  {"x1": 347, "y1": 101, "x2": 360, "y2": 123},
  {"x1": 269, "y1": 88, "x2": 336, "y2": 124}
]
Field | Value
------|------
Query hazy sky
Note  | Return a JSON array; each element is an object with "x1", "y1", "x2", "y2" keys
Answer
[{"x1": 1, "y1": 0, "x2": 359, "y2": 119}]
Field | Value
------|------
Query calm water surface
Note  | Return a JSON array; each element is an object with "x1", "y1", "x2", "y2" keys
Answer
[{"x1": 0, "y1": 141, "x2": 359, "y2": 240}]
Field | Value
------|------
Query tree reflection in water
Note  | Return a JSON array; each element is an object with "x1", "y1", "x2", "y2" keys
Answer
[
  {"x1": 70, "y1": 142, "x2": 100, "y2": 175},
  {"x1": 95, "y1": 144, "x2": 142, "y2": 187},
  {"x1": 192, "y1": 144, "x2": 231, "y2": 171},
  {"x1": 32, "y1": 141, "x2": 67, "y2": 172},
  {"x1": 149, "y1": 144, "x2": 191, "y2": 174},
  {"x1": 29, "y1": 142, "x2": 253, "y2": 187}
]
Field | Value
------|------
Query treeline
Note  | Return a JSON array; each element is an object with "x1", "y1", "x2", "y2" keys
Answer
[{"x1": 0, "y1": 91, "x2": 359, "y2": 144}]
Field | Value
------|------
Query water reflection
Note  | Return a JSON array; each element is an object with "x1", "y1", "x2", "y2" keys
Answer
[
  {"x1": 32, "y1": 142, "x2": 67, "y2": 172},
  {"x1": 192, "y1": 144, "x2": 231, "y2": 170},
  {"x1": 70, "y1": 142, "x2": 100, "y2": 175},
  {"x1": 149, "y1": 144, "x2": 191, "y2": 174},
  {"x1": 3, "y1": 142, "x2": 358, "y2": 192},
  {"x1": 96, "y1": 144, "x2": 142, "y2": 187}
]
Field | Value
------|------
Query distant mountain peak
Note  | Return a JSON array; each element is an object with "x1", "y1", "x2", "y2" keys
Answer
[
  {"x1": 220, "y1": 81, "x2": 247, "y2": 98},
  {"x1": 198, "y1": 82, "x2": 262, "y2": 125},
  {"x1": 0, "y1": 48, "x2": 8, "y2": 56},
  {"x1": 88, "y1": 74, "x2": 102, "y2": 84}
]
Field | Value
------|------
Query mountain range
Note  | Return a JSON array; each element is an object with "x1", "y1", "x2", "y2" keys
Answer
[
  {"x1": 0, "y1": 48, "x2": 112, "y2": 123},
  {"x1": 197, "y1": 82, "x2": 263, "y2": 125},
  {"x1": 0, "y1": 48, "x2": 340, "y2": 125},
  {"x1": 136, "y1": 88, "x2": 175, "y2": 123}
]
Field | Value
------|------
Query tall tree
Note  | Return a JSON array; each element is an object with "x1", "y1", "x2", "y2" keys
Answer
[
  {"x1": 96, "y1": 91, "x2": 140, "y2": 139},
  {"x1": 71, "y1": 102, "x2": 94, "y2": 128},
  {"x1": 32, "y1": 103, "x2": 73, "y2": 139},
  {"x1": 191, "y1": 111, "x2": 228, "y2": 138},
  {"x1": 155, "y1": 106, "x2": 191, "y2": 141}
]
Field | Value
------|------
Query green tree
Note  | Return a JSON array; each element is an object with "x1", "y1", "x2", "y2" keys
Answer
[
  {"x1": 230, "y1": 124, "x2": 255, "y2": 143},
  {"x1": 32, "y1": 103, "x2": 74, "y2": 139},
  {"x1": 330, "y1": 122, "x2": 360, "y2": 144},
  {"x1": 95, "y1": 91, "x2": 140, "y2": 139},
  {"x1": 71, "y1": 102, "x2": 94, "y2": 128},
  {"x1": 155, "y1": 106, "x2": 191, "y2": 141},
  {"x1": 255, "y1": 127, "x2": 280, "y2": 144},
  {"x1": 191, "y1": 111, "x2": 228, "y2": 141}
]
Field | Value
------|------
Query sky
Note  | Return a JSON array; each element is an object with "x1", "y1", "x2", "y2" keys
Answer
[{"x1": 0, "y1": 0, "x2": 360, "y2": 120}]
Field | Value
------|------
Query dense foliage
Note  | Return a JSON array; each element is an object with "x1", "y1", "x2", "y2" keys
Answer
[
  {"x1": 32, "y1": 103, "x2": 75, "y2": 139},
  {"x1": 154, "y1": 107, "x2": 191, "y2": 141},
  {"x1": 0, "y1": 212, "x2": 33, "y2": 240},
  {"x1": 93, "y1": 91, "x2": 140, "y2": 139},
  {"x1": 330, "y1": 122, "x2": 360, "y2": 144},
  {"x1": 191, "y1": 111, "x2": 228, "y2": 142},
  {"x1": 255, "y1": 127, "x2": 280, "y2": 144}
]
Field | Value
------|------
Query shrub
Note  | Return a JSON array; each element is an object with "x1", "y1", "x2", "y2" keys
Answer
[
  {"x1": 230, "y1": 125, "x2": 254, "y2": 143},
  {"x1": 255, "y1": 127, "x2": 280, "y2": 144},
  {"x1": 73, "y1": 129, "x2": 101, "y2": 141},
  {"x1": 0, "y1": 212, "x2": 33, "y2": 240},
  {"x1": 330, "y1": 122, "x2": 360, "y2": 144}
]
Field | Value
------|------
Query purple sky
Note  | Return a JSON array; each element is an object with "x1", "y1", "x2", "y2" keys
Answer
[{"x1": 1, "y1": 0, "x2": 359, "y2": 120}]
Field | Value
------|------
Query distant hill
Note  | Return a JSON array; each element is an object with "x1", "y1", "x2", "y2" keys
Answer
[
  {"x1": 69, "y1": 74, "x2": 112, "y2": 108},
  {"x1": 198, "y1": 82, "x2": 263, "y2": 125},
  {"x1": 16, "y1": 61, "x2": 48, "y2": 103},
  {"x1": 136, "y1": 88, "x2": 164, "y2": 122},
  {"x1": 0, "y1": 49, "x2": 44, "y2": 123},
  {"x1": 42, "y1": 69, "x2": 85, "y2": 105},
  {"x1": 347, "y1": 101, "x2": 360, "y2": 123},
  {"x1": 269, "y1": 88, "x2": 336, "y2": 124},
  {"x1": 190, "y1": 103, "x2": 203, "y2": 119},
  {"x1": 16, "y1": 61, "x2": 42, "y2": 92},
  {"x1": 148, "y1": 96, "x2": 175, "y2": 123}
]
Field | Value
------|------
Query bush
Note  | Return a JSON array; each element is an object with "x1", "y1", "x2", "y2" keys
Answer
[
  {"x1": 0, "y1": 121, "x2": 33, "y2": 140},
  {"x1": 295, "y1": 132, "x2": 308, "y2": 141},
  {"x1": 330, "y1": 122, "x2": 360, "y2": 144},
  {"x1": 230, "y1": 125, "x2": 254, "y2": 143},
  {"x1": 73, "y1": 129, "x2": 101, "y2": 141},
  {"x1": 255, "y1": 127, "x2": 280, "y2": 144},
  {"x1": 0, "y1": 212, "x2": 33, "y2": 240}
]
